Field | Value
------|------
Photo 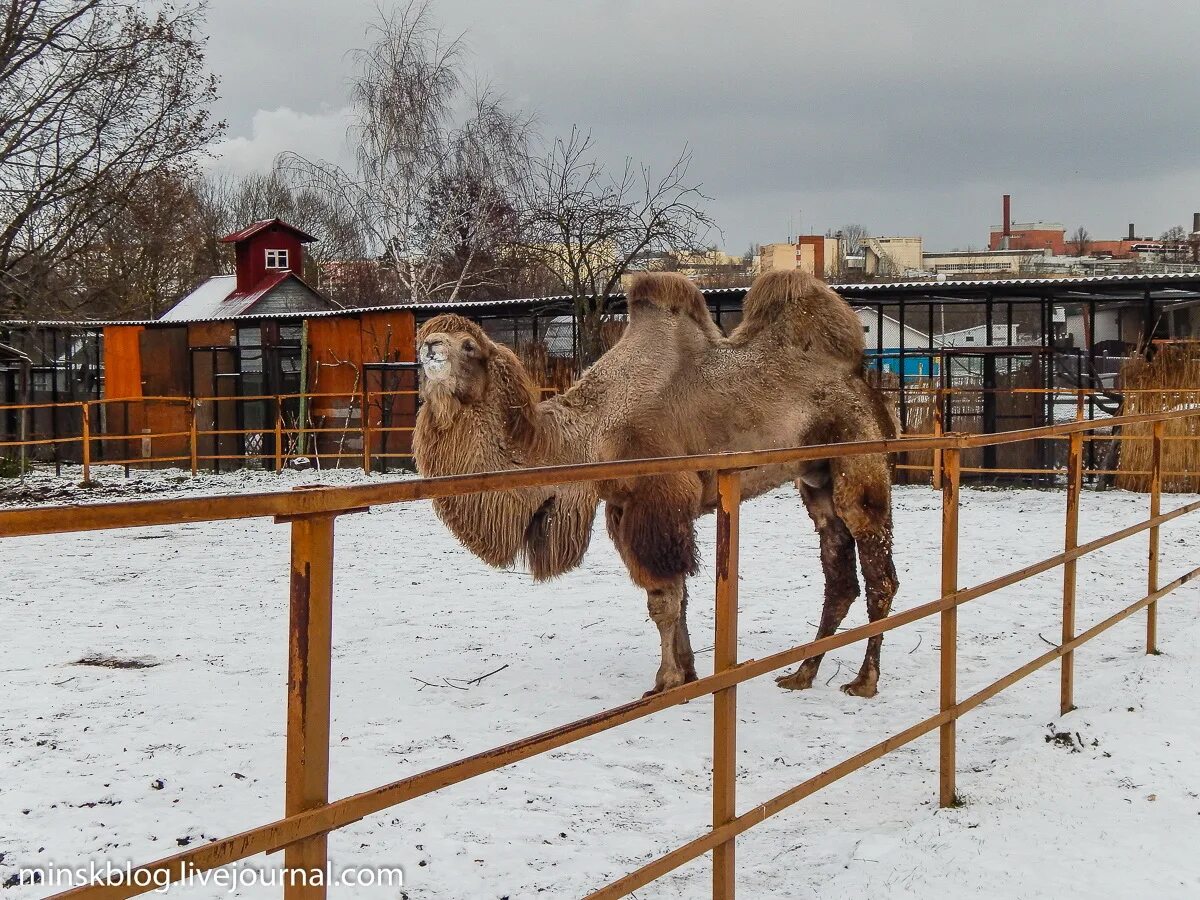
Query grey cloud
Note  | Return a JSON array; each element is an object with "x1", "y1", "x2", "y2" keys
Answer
[{"x1": 202, "y1": 0, "x2": 1200, "y2": 250}]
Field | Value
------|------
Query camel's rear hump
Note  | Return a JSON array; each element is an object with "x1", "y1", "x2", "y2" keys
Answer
[{"x1": 732, "y1": 270, "x2": 864, "y2": 365}]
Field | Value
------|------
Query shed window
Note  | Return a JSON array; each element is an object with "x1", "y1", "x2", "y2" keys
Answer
[{"x1": 265, "y1": 249, "x2": 289, "y2": 269}]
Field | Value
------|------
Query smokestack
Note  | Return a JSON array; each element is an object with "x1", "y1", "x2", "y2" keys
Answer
[
  {"x1": 1193, "y1": 212, "x2": 1199, "y2": 233},
  {"x1": 1003, "y1": 194, "x2": 1011, "y2": 236},
  {"x1": 1128, "y1": 223, "x2": 1136, "y2": 240}
]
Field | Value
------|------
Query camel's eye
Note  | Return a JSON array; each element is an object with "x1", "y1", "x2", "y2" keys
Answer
[{"x1": 461, "y1": 339, "x2": 477, "y2": 355}]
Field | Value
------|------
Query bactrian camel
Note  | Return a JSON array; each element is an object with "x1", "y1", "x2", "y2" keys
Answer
[{"x1": 413, "y1": 270, "x2": 899, "y2": 698}]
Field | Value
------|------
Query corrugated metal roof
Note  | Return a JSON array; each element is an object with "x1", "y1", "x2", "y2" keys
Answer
[
  {"x1": 158, "y1": 275, "x2": 243, "y2": 321},
  {"x1": 829, "y1": 271, "x2": 1200, "y2": 292},
  {"x1": 220, "y1": 219, "x2": 318, "y2": 244},
  {"x1": 158, "y1": 271, "x2": 339, "y2": 322},
  {"x1": 3, "y1": 271, "x2": 1200, "y2": 330}
]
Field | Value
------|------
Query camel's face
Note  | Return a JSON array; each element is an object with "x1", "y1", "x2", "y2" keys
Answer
[{"x1": 418, "y1": 328, "x2": 491, "y2": 405}]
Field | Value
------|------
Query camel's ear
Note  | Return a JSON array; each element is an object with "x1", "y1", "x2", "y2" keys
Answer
[{"x1": 463, "y1": 333, "x2": 493, "y2": 360}]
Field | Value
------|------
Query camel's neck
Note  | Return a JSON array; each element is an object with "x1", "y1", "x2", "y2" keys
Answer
[
  {"x1": 415, "y1": 345, "x2": 593, "y2": 474},
  {"x1": 412, "y1": 349, "x2": 599, "y2": 577}
]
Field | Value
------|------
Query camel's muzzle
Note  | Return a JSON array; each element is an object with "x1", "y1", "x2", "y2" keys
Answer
[{"x1": 419, "y1": 339, "x2": 451, "y2": 378}]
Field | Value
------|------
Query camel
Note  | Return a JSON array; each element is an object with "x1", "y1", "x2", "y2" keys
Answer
[{"x1": 413, "y1": 270, "x2": 899, "y2": 698}]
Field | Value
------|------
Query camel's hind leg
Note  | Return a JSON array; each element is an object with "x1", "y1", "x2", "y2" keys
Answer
[
  {"x1": 776, "y1": 478, "x2": 860, "y2": 691},
  {"x1": 833, "y1": 454, "x2": 898, "y2": 699},
  {"x1": 646, "y1": 578, "x2": 697, "y2": 696}
]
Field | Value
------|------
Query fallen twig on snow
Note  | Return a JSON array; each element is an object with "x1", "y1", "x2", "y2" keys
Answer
[
  {"x1": 463, "y1": 664, "x2": 509, "y2": 686},
  {"x1": 411, "y1": 675, "x2": 468, "y2": 691},
  {"x1": 825, "y1": 659, "x2": 843, "y2": 686}
]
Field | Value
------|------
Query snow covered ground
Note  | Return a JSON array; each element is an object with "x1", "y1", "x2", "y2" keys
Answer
[{"x1": 1, "y1": 466, "x2": 1199, "y2": 898}]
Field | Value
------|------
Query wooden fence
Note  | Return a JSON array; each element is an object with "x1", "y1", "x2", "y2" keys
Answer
[{"x1": 1, "y1": 408, "x2": 1197, "y2": 898}]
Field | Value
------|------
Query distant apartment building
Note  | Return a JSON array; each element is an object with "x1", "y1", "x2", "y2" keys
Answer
[
  {"x1": 672, "y1": 248, "x2": 749, "y2": 277},
  {"x1": 757, "y1": 236, "x2": 840, "y2": 277},
  {"x1": 863, "y1": 236, "x2": 923, "y2": 276},
  {"x1": 989, "y1": 221, "x2": 1068, "y2": 254},
  {"x1": 922, "y1": 248, "x2": 1046, "y2": 276}
]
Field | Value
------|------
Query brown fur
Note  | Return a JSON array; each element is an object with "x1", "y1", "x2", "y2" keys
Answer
[
  {"x1": 412, "y1": 314, "x2": 596, "y2": 580},
  {"x1": 414, "y1": 271, "x2": 899, "y2": 696}
]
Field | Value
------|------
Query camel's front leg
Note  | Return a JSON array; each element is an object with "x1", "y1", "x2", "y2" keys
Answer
[{"x1": 645, "y1": 578, "x2": 696, "y2": 696}]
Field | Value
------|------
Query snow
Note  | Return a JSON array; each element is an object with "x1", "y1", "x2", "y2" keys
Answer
[{"x1": 2, "y1": 467, "x2": 1199, "y2": 898}]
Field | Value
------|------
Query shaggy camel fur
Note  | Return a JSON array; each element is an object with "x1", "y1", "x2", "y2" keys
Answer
[{"x1": 413, "y1": 270, "x2": 899, "y2": 697}]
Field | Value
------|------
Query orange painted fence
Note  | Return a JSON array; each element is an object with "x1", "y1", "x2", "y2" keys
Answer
[
  {"x1": 1, "y1": 386, "x2": 1197, "y2": 486},
  {"x1": 0, "y1": 391, "x2": 421, "y2": 478},
  {"x1": 0, "y1": 409, "x2": 1196, "y2": 898}
]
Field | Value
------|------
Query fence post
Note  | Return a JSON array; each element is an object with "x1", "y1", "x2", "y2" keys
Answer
[
  {"x1": 361, "y1": 388, "x2": 371, "y2": 474},
  {"x1": 931, "y1": 389, "x2": 945, "y2": 490},
  {"x1": 80, "y1": 401, "x2": 91, "y2": 484},
  {"x1": 189, "y1": 401, "x2": 199, "y2": 477},
  {"x1": 939, "y1": 443, "x2": 960, "y2": 808},
  {"x1": 1060, "y1": 430, "x2": 1083, "y2": 714},
  {"x1": 1147, "y1": 418, "x2": 1164, "y2": 654},
  {"x1": 713, "y1": 469, "x2": 741, "y2": 900},
  {"x1": 275, "y1": 398, "x2": 284, "y2": 474},
  {"x1": 284, "y1": 512, "x2": 336, "y2": 899}
]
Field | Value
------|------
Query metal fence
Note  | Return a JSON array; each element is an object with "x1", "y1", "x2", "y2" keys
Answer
[
  {"x1": 1, "y1": 387, "x2": 1199, "y2": 487},
  {"x1": 2, "y1": 408, "x2": 1197, "y2": 899},
  {"x1": 0, "y1": 391, "x2": 421, "y2": 477}
]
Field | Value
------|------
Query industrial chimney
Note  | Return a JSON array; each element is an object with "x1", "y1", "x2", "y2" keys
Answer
[
  {"x1": 1193, "y1": 211, "x2": 1199, "y2": 233},
  {"x1": 1000, "y1": 194, "x2": 1011, "y2": 250},
  {"x1": 1128, "y1": 223, "x2": 1136, "y2": 240}
]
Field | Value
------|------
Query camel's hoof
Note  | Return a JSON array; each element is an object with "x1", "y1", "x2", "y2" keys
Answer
[
  {"x1": 775, "y1": 670, "x2": 815, "y2": 691},
  {"x1": 840, "y1": 678, "x2": 878, "y2": 698},
  {"x1": 644, "y1": 671, "x2": 690, "y2": 698}
]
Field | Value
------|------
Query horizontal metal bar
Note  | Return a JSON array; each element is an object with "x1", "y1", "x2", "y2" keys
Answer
[
  {"x1": 587, "y1": 561, "x2": 1200, "y2": 899},
  {"x1": 94, "y1": 456, "x2": 192, "y2": 467},
  {"x1": 0, "y1": 435, "x2": 81, "y2": 448},
  {"x1": 52, "y1": 500, "x2": 1200, "y2": 899},
  {"x1": 3, "y1": 410, "x2": 1198, "y2": 537},
  {"x1": 89, "y1": 431, "x2": 192, "y2": 442}
]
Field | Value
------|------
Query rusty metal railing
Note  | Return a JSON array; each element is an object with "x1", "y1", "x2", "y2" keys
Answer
[{"x1": 1, "y1": 408, "x2": 1197, "y2": 898}]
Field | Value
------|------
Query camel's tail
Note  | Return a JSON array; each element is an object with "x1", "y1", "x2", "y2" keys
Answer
[{"x1": 731, "y1": 270, "x2": 864, "y2": 366}]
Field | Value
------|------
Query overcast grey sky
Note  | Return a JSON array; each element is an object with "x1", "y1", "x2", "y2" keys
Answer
[{"x1": 203, "y1": 1, "x2": 1200, "y2": 252}]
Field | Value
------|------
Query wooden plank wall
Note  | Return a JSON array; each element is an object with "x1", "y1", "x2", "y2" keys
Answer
[
  {"x1": 138, "y1": 328, "x2": 191, "y2": 464},
  {"x1": 307, "y1": 311, "x2": 417, "y2": 466},
  {"x1": 96, "y1": 312, "x2": 419, "y2": 470}
]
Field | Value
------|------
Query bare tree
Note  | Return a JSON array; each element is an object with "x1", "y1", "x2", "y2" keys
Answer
[
  {"x1": 0, "y1": 0, "x2": 222, "y2": 315},
  {"x1": 53, "y1": 170, "x2": 219, "y2": 319},
  {"x1": 1070, "y1": 226, "x2": 1092, "y2": 257},
  {"x1": 222, "y1": 170, "x2": 367, "y2": 275},
  {"x1": 518, "y1": 127, "x2": 715, "y2": 364},
  {"x1": 1160, "y1": 225, "x2": 1187, "y2": 242},
  {"x1": 826, "y1": 223, "x2": 869, "y2": 257},
  {"x1": 281, "y1": 2, "x2": 532, "y2": 303}
]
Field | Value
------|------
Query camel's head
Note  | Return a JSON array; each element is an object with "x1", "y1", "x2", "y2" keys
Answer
[{"x1": 417, "y1": 314, "x2": 495, "y2": 406}]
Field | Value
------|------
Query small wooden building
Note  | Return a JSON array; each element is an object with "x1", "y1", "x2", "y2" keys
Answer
[{"x1": 161, "y1": 219, "x2": 337, "y2": 322}]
